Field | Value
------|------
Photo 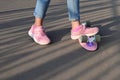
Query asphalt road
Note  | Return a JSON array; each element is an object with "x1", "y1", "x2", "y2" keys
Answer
[{"x1": 0, "y1": 0, "x2": 120, "y2": 80}]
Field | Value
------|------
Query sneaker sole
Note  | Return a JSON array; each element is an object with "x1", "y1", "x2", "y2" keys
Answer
[
  {"x1": 28, "y1": 31, "x2": 50, "y2": 45},
  {"x1": 71, "y1": 31, "x2": 98, "y2": 40},
  {"x1": 71, "y1": 35, "x2": 81, "y2": 40}
]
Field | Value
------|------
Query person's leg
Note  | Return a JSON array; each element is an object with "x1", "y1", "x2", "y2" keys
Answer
[
  {"x1": 28, "y1": 0, "x2": 51, "y2": 45},
  {"x1": 34, "y1": 0, "x2": 50, "y2": 27},
  {"x1": 67, "y1": 0, "x2": 99, "y2": 40},
  {"x1": 67, "y1": 0, "x2": 80, "y2": 29}
]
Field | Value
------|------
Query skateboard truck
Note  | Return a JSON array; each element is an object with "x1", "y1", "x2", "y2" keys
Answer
[
  {"x1": 81, "y1": 35, "x2": 101, "y2": 46},
  {"x1": 87, "y1": 36, "x2": 95, "y2": 47}
]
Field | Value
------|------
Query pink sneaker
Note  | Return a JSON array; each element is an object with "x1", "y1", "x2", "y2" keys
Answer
[
  {"x1": 28, "y1": 25, "x2": 51, "y2": 45},
  {"x1": 71, "y1": 25, "x2": 99, "y2": 40}
]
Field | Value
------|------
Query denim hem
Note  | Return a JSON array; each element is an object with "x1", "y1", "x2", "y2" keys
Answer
[{"x1": 33, "y1": 12, "x2": 45, "y2": 19}]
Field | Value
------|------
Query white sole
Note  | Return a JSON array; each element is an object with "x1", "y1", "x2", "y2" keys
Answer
[
  {"x1": 71, "y1": 35, "x2": 81, "y2": 40},
  {"x1": 28, "y1": 31, "x2": 49, "y2": 45}
]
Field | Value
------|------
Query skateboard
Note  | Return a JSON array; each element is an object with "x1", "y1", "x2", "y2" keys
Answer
[{"x1": 79, "y1": 21, "x2": 101, "y2": 51}]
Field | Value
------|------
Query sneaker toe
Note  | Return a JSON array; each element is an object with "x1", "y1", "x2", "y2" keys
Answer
[{"x1": 38, "y1": 36, "x2": 50, "y2": 45}]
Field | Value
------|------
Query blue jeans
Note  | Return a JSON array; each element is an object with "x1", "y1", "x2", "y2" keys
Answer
[{"x1": 34, "y1": 0, "x2": 80, "y2": 21}]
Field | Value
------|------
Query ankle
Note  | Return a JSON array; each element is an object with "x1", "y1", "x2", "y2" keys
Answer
[
  {"x1": 35, "y1": 17, "x2": 43, "y2": 26},
  {"x1": 33, "y1": 24, "x2": 43, "y2": 29},
  {"x1": 71, "y1": 21, "x2": 81, "y2": 29}
]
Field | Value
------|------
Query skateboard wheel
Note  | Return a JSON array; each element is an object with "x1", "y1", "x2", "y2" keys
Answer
[
  {"x1": 85, "y1": 21, "x2": 91, "y2": 27},
  {"x1": 81, "y1": 35, "x2": 88, "y2": 42},
  {"x1": 95, "y1": 35, "x2": 101, "y2": 42}
]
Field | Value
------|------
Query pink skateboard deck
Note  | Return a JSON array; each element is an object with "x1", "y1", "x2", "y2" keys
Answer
[{"x1": 78, "y1": 35, "x2": 100, "y2": 51}]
